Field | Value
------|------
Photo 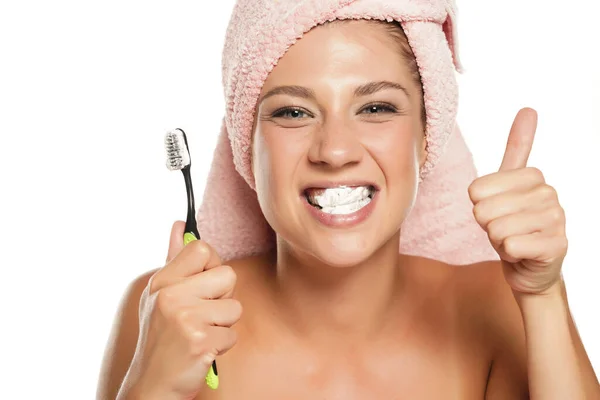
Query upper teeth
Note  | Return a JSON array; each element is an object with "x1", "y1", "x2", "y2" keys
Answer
[{"x1": 306, "y1": 186, "x2": 373, "y2": 208}]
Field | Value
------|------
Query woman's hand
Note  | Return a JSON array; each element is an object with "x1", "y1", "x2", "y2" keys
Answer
[
  {"x1": 120, "y1": 221, "x2": 242, "y2": 400},
  {"x1": 468, "y1": 108, "x2": 567, "y2": 295}
]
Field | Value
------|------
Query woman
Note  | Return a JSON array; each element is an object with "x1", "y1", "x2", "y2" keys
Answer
[{"x1": 97, "y1": 0, "x2": 599, "y2": 399}]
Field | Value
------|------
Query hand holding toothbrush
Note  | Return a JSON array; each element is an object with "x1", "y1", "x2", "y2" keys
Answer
[{"x1": 123, "y1": 221, "x2": 241, "y2": 400}]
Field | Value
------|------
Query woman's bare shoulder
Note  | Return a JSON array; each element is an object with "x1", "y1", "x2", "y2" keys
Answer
[
  {"x1": 451, "y1": 260, "x2": 524, "y2": 336},
  {"x1": 404, "y1": 256, "x2": 524, "y2": 325},
  {"x1": 452, "y1": 260, "x2": 511, "y2": 301},
  {"x1": 97, "y1": 268, "x2": 158, "y2": 399}
]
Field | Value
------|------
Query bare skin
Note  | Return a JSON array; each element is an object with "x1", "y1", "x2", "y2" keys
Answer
[
  {"x1": 98, "y1": 251, "x2": 529, "y2": 400},
  {"x1": 199, "y1": 255, "x2": 533, "y2": 399},
  {"x1": 97, "y1": 20, "x2": 599, "y2": 400}
]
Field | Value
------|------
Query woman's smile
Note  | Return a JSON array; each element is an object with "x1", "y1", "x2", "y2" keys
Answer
[{"x1": 301, "y1": 184, "x2": 380, "y2": 228}]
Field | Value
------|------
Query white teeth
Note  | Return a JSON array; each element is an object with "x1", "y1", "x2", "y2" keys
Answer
[
  {"x1": 306, "y1": 185, "x2": 374, "y2": 214},
  {"x1": 320, "y1": 197, "x2": 372, "y2": 215}
]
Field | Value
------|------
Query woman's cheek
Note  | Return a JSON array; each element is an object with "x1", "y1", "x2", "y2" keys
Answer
[
  {"x1": 253, "y1": 125, "x2": 308, "y2": 207},
  {"x1": 362, "y1": 121, "x2": 421, "y2": 175}
]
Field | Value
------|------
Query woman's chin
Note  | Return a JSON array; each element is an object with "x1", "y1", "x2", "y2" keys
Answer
[{"x1": 305, "y1": 234, "x2": 383, "y2": 268}]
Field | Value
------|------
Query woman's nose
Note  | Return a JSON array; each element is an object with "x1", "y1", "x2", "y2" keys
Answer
[{"x1": 307, "y1": 119, "x2": 364, "y2": 169}]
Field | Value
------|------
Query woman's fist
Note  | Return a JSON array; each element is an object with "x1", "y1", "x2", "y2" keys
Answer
[
  {"x1": 469, "y1": 108, "x2": 567, "y2": 295},
  {"x1": 123, "y1": 221, "x2": 241, "y2": 400}
]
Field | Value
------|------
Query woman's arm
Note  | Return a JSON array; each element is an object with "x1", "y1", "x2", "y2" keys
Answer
[
  {"x1": 485, "y1": 272, "x2": 599, "y2": 399},
  {"x1": 514, "y1": 277, "x2": 599, "y2": 399},
  {"x1": 96, "y1": 270, "x2": 155, "y2": 400},
  {"x1": 468, "y1": 108, "x2": 599, "y2": 398}
]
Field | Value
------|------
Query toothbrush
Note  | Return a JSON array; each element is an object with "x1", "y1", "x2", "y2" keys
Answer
[{"x1": 164, "y1": 128, "x2": 219, "y2": 390}]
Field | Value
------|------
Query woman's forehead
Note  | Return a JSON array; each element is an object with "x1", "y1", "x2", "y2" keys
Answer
[{"x1": 261, "y1": 20, "x2": 415, "y2": 92}]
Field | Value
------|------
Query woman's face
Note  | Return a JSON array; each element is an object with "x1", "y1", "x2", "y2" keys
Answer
[{"x1": 252, "y1": 21, "x2": 427, "y2": 267}]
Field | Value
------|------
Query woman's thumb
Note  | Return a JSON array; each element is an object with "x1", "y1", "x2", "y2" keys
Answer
[{"x1": 166, "y1": 220, "x2": 186, "y2": 263}]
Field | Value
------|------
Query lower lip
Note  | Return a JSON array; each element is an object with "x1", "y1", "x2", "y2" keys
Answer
[{"x1": 302, "y1": 191, "x2": 378, "y2": 228}]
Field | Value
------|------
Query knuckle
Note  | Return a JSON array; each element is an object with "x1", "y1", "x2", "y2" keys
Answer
[
  {"x1": 527, "y1": 167, "x2": 545, "y2": 182},
  {"x1": 226, "y1": 329, "x2": 239, "y2": 349},
  {"x1": 227, "y1": 299, "x2": 243, "y2": 319},
  {"x1": 486, "y1": 219, "x2": 503, "y2": 243},
  {"x1": 187, "y1": 329, "x2": 216, "y2": 359},
  {"x1": 188, "y1": 239, "x2": 212, "y2": 260},
  {"x1": 188, "y1": 327, "x2": 209, "y2": 348},
  {"x1": 189, "y1": 335, "x2": 211, "y2": 358},
  {"x1": 200, "y1": 349, "x2": 218, "y2": 365},
  {"x1": 502, "y1": 236, "x2": 519, "y2": 256},
  {"x1": 472, "y1": 202, "x2": 489, "y2": 226},
  {"x1": 174, "y1": 307, "x2": 193, "y2": 326},
  {"x1": 155, "y1": 288, "x2": 174, "y2": 311},
  {"x1": 218, "y1": 265, "x2": 238, "y2": 285},
  {"x1": 548, "y1": 206, "x2": 564, "y2": 223},
  {"x1": 468, "y1": 180, "x2": 482, "y2": 202},
  {"x1": 534, "y1": 183, "x2": 553, "y2": 198},
  {"x1": 472, "y1": 202, "x2": 482, "y2": 221},
  {"x1": 178, "y1": 314, "x2": 210, "y2": 350},
  {"x1": 537, "y1": 184, "x2": 558, "y2": 202},
  {"x1": 560, "y1": 237, "x2": 569, "y2": 253}
]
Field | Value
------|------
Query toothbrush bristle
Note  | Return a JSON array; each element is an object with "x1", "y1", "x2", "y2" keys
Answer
[{"x1": 165, "y1": 129, "x2": 191, "y2": 171}]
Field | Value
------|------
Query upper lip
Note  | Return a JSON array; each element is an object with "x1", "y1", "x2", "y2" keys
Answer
[{"x1": 300, "y1": 180, "x2": 380, "y2": 194}]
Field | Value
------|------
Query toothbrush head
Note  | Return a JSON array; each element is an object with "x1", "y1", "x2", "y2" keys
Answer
[{"x1": 165, "y1": 128, "x2": 191, "y2": 171}]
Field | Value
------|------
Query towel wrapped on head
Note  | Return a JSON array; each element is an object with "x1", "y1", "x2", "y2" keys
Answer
[{"x1": 197, "y1": 0, "x2": 498, "y2": 265}]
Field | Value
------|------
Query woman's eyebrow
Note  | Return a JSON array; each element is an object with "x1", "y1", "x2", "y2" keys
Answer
[
  {"x1": 258, "y1": 80, "x2": 409, "y2": 104},
  {"x1": 354, "y1": 80, "x2": 410, "y2": 98},
  {"x1": 259, "y1": 85, "x2": 316, "y2": 103}
]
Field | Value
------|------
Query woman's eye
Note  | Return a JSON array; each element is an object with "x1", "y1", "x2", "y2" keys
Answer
[
  {"x1": 361, "y1": 104, "x2": 398, "y2": 114},
  {"x1": 272, "y1": 108, "x2": 310, "y2": 119}
]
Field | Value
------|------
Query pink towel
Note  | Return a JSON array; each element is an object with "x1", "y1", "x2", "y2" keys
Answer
[{"x1": 197, "y1": 0, "x2": 499, "y2": 265}]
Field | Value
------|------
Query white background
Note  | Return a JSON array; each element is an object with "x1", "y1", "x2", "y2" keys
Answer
[{"x1": 1, "y1": 0, "x2": 598, "y2": 398}]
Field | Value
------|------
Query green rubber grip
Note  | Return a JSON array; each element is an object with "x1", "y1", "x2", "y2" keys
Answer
[
  {"x1": 205, "y1": 365, "x2": 219, "y2": 390},
  {"x1": 183, "y1": 231, "x2": 197, "y2": 245},
  {"x1": 183, "y1": 230, "x2": 219, "y2": 390}
]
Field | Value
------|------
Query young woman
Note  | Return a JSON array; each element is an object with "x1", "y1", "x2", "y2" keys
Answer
[{"x1": 97, "y1": 1, "x2": 600, "y2": 399}]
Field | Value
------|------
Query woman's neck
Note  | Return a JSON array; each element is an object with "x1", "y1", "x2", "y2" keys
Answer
[{"x1": 268, "y1": 234, "x2": 406, "y2": 343}]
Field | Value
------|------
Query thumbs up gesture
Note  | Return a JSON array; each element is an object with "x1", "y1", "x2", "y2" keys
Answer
[{"x1": 468, "y1": 108, "x2": 568, "y2": 295}]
